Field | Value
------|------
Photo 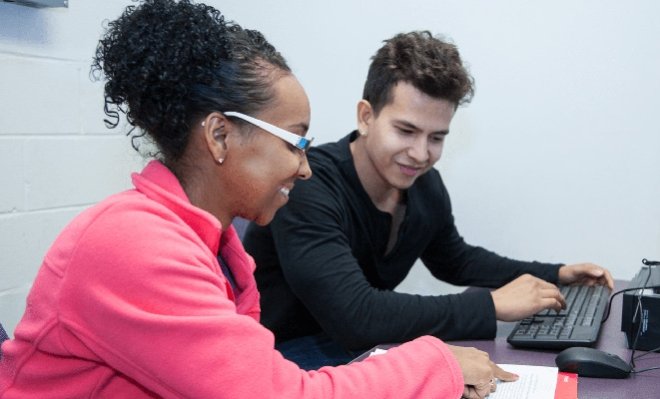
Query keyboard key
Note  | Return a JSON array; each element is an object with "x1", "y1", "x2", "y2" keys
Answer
[{"x1": 559, "y1": 326, "x2": 573, "y2": 339}]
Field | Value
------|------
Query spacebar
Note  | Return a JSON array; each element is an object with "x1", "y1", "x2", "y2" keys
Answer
[{"x1": 535, "y1": 333, "x2": 560, "y2": 340}]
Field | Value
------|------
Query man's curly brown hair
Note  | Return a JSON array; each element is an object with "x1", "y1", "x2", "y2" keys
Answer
[{"x1": 363, "y1": 31, "x2": 474, "y2": 115}]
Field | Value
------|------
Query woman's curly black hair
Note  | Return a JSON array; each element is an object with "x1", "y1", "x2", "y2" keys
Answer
[
  {"x1": 91, "y1": 0, "x2": 290, "y2": 164},
  {"x1": 363, "y1": 31, "x2": 474, "y2": 114}
]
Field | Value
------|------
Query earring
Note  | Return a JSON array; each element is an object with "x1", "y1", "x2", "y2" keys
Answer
[
  {"x1": 217, "y1": 157, "x2": 224, "y2": 164},
  {"x1": 201, "y1": 121, "x2": 206, "y2": 127},
  {"x1": 358, "y1": 129, "x2": 367, "y2": 136}
]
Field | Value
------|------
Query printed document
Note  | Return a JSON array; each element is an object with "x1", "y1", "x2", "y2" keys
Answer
[{"x1": 490, "y1": 364, "x2": 558, "y2": 399}]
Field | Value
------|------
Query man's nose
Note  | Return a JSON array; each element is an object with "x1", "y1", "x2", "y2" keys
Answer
[{"x1": 407, "y1": 136, "x2": 430, "y2": 163}]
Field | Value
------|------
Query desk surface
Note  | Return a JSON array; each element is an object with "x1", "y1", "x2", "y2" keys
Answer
[{"x1": 452, "y1": 280, "x2": 660, "y2": 398}]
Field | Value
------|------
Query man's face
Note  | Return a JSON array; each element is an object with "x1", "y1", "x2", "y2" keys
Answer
[{"x1": 356, "y1": 82, "x2": 456, "y2": 191}]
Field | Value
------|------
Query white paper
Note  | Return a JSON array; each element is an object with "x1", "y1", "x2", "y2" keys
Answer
[
  {"x1": 488, "y1": 364, "x2": 558, "y2": 399},
  {"x1": 365, "y1": 350, "x2": 558, "y2": 399},
  {"x1": 368, "y1": 348, "x2": 389, "y2": 357}
]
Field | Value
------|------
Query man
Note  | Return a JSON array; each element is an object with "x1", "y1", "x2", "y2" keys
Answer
[{"x1": 243, "y1": 31, "x2": 613, "y2": 370}]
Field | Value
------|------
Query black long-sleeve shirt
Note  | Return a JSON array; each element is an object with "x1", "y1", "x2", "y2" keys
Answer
[{"x1": 244, "y1": 131, "x2": 562, "y2": 351}]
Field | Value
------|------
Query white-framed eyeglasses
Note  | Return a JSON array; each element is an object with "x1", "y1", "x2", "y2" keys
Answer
[{"x1": 224, "y1": 111, "x2": 313, "y2": 152}]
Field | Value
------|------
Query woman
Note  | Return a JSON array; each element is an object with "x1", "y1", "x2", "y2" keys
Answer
[{"x1": 0, "y1": 1, "x2": 512, "y2": 397}]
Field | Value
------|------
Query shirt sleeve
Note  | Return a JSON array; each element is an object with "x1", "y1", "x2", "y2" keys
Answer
[
  {"x1": 267, "y1": 173, "x2": 499, "y2": 348},
  {"x1": 269, "y1": 161, "x2": 565, "y2": 348},
  {"x1": 420, "y1": 179, "x2": 563, "y2": 288}
]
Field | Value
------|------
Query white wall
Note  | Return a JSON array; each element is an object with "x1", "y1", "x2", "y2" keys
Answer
[
  {"x1": 1, "y1": 0, "x2": 658, "y2": 335},
  {"x1": 0, "y1": 0, "x2": 144, "y2": 336},
  {"x1": 217, "y1": 0, "x2": 660, "y2": 294}
]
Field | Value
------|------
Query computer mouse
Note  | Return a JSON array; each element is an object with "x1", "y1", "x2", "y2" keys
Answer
[{"x1": 555, "y1": 347, "x2": 632, "y2": 379}]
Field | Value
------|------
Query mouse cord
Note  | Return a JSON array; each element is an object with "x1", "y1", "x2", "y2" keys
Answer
[
  {"x1": 632, "y1": 343, "x2": 660, "y2": 361},
  {"x1": 631, "y1": 365, "x2": 660, "y2": 374},
  {"x1": 631, "y1": 343, "x2": 660, "y2": 374}
]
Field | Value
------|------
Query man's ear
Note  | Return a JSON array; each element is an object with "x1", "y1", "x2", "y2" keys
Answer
[
  {"x1": 202, "y1": 112, "x2": 229, "y2": 164},
  {"x1": 356, "y1": 99, "x2": 373, "y2": 137}
]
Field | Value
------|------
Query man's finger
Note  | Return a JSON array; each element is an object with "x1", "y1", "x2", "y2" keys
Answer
[
  {"x1": 541, "y1": 288, "x2": 566, "y2": 309},
  {"x1": 603, "y1": 270, "x2": 615, "y2": 290},
  {"x1": 584, "y1": 268, "x2": 614, "y2": 290},
  {"x1": 538, "y1": 279, "x2": 559, "y2": 290},
  {"x1": 539, "y1": 297, "x2": 563, "y2": 313}
]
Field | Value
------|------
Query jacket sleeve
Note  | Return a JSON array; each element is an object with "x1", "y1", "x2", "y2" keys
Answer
[
  {"x1": 267, "y1": 173, "x2": 505, "y2": 349},
  {"x1": 56, "y1": 206, "x2": 464, "y2": 399},
  {"x1": 420, "y1": 179, "x2": 563, "y2": 288}
]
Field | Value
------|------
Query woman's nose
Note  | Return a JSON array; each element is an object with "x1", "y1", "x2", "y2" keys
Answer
[{"x1": 298, "y1": 155, "x2": 312, "y2": 180}]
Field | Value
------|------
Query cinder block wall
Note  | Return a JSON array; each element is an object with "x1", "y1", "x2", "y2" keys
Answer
[{"x1": 0, "y1": 1, "x2": 143, "y2": 337}]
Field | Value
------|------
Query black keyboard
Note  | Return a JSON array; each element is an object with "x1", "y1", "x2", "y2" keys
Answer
[{"x1": 507, "y1": 284, "x2": 612, "y2": 349}]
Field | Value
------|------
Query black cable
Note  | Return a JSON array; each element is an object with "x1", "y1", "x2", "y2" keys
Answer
[
  {"x1": 600, "y1": 284, "x2": 660, "y2": 324},
  {"x1": 627, "y1": 259, "x2": 660, "y2": 372},
  {"x1": 631, "y1": 345, "x2": 660, "y2": 375},
  {"x1": 633, "y1": 343, "x2": 660, "y2": 361},
  {"x1": 628, "y1": 267, "x2": 652, "y2": 370},
  {"x1": 631, "y1": 365, "x2": 660, "y2": 374},
  {"x1": 642, "y1": 258, "x2": 660, "y2": 266},
  {"x1": 597, "y1": 258, "x2": 660, "y2": 374}
]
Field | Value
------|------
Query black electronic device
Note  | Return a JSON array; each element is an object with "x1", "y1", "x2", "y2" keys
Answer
[
  {"x1": 555, "y1": 347, "x2": 631, "y2": 379},
  {"x1": 621, "y1": 266, "x2": 660, "y2": 351},
  {"x1": 507, "y1": 284, "x2": 611, "y2": 349}
]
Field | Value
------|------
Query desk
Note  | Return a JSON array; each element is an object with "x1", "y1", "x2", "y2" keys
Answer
[{"x1": 451, "y1": 280, "x2": 660, "y2": 398}]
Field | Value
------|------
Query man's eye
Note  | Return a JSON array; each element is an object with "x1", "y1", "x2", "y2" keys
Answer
[{"x1": 431, "y1": 135, "x2": 446, "y2": 143}]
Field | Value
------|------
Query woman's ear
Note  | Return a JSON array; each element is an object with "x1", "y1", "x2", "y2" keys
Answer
[
  {"x1": 356, "y1": 99, "x2": 373, "y2": 137},
  {"x1": 202, "y1": 112, "x2": 229, "y2": 164}
]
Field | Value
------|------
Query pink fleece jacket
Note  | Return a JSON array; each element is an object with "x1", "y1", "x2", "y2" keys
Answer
[{"x1": 0, "y1": 160, "x2": 464, "y2": 398}]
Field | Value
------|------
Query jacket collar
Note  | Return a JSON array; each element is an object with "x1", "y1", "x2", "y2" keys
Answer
[{"x1": 131, "y1": 160, "x2": 223, "y2": 254}]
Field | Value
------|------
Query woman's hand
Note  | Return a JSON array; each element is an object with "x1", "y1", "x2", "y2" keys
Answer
[{"x1": 446, "y1": 344, "x2": 518, "y2": 398}]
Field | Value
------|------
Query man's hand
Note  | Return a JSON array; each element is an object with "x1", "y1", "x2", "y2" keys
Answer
[
  {"x1": 491, "y1": 274, "x2": 566, "y2": 322},
  {"x1": 558, "y1": 263, "x2": 614, "y2": 290},
  {"x1": 446, "y1": 344, "x2": 518, "y2": 398}
]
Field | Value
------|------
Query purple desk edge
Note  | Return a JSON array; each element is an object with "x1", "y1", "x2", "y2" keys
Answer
[{"x1": 452, "y1": 280, "x2": 660, "y2": 398}]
